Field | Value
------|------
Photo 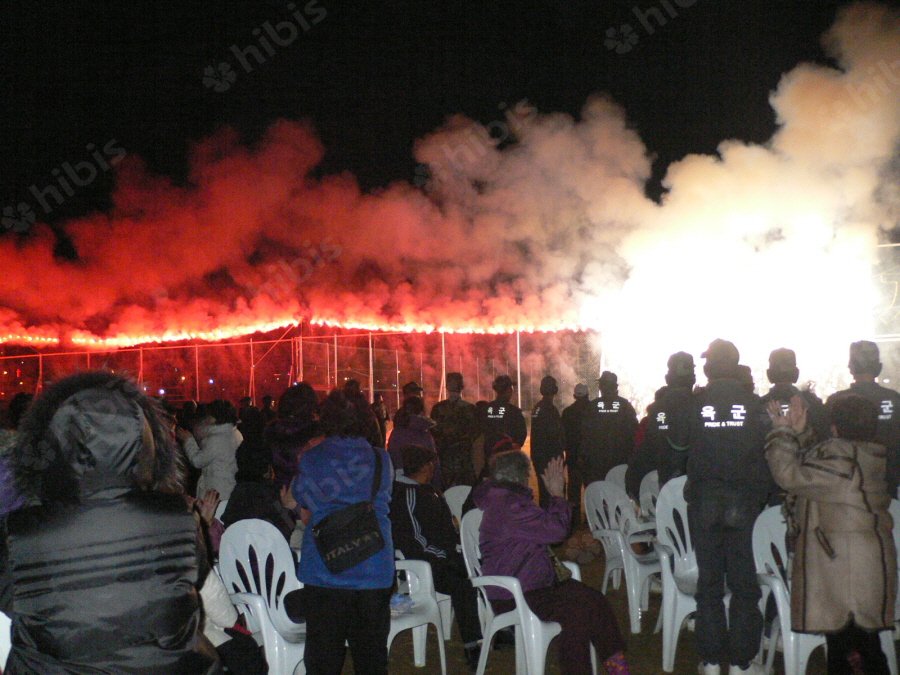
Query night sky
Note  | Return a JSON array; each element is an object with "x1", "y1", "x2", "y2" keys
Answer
[{"x1": 1, "y1": 0, "x2": 857, "y2": 231}]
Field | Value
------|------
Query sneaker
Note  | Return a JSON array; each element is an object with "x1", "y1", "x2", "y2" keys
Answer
[
  {"x1": 698, "y1": 663, "x2": 720, "y2": 675},
  {"x1": 728, "y1": 662, "x2": 766, "y2": 675}
]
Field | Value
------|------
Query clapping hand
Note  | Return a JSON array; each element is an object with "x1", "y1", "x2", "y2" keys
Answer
[
  {"x1": 196, "y1": 489, "x2": 220, "y2": 525},
  {"x1": 541, "y1": 456, "x2": 567, "y2": 499},
  {"x1": 766, "y1": 395, "x2": 807, "y2": 433}
]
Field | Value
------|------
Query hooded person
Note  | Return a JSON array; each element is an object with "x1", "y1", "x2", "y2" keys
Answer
[
  {"x1": 530, "y1": 375, "x2": 565, "y2": 508},
  {"x1": 480, "y1": 375, "x2": 527, "y2": 470},
  {"x1": 826, "y1": 340, "x2": 900, "y2": 496},
  {"x1": 2, "y1": 371, "x2": 218, "y2": 673},
  {"x1": 689, "y1": 340, "x2": 770, "y2": 675},
  {"x1": 579, "y1": 371, "x2": 638, "y2": 486},
  {"x1": 429, "y1": 372, "x2": 478, "y2": 488}
]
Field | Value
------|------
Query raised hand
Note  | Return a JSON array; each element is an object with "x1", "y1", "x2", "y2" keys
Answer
[{"x1": 541, "y1": 455, "x2": 567, "y2": 499}]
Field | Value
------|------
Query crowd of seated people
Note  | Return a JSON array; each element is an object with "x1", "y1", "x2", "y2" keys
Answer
[{"x1": 0, "y1": 337, "x2": 895, "y2": 674}]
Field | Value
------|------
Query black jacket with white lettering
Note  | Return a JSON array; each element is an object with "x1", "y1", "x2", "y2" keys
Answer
[
  {"x1": 686, "y1": 378, "x2": 770, "y2": 503},
  {"x1": 626, "y1": 386, "x2": 694, "y2": 498},
  {"x1": 482, "y1": 399, "x2": 527, "y2": 460},
  {"x1": 827, "y1": 381, "x2": 900, "y2": 496},
  {"x1": 579, "y1": 395, "x2": 638, "y2": 484}
]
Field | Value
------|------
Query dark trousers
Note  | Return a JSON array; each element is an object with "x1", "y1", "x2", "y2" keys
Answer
[
  {"x1": 431, "y1": 559, "x2": 482, "y2": 644},
  {"x1": 689, "y1": 503, "x2": 763, "y2": 667},
  {"x1": 826, "y1": 623, "x2": 890, "y2": 674},
  {"x1": 492, "y1": 579, "x2": 625, "y2": 675},
  {"x1": 303, "y1": 585, "x2": 392, "y2": 675}
]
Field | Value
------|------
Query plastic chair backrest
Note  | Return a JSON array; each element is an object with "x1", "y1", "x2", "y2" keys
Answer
[
  {"x1": 219, "y1": 518, "x2": 303, "y2": 637},
  {"x1": 460, "y1": 508, "x2": 484, "y2": 577},
  {"x1": 639, "y1": 470, "x2": 659, "y2": 517},
  {"x1": 752, "y1": 506, "x2": 790, "y2": 589},
  {"x1": 605, "y1": 464, "x2": 628, "y2": 489},
  {"x1": 655, "y1": 476, "x2": 694, "y2": 577},
  {"x1": 443, "y1": 485, "x2": 472, "y2": 524},
  {"x1": 584, "y1": 480, "x2": 631, "y2": 533}
]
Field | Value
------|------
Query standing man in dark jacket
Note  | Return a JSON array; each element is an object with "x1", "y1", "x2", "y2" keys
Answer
[
  {"x1": 430, "y1": 372, "x2": 478, "y2": 488},
  {"x1": 688, "y1": 340, "x2": 768, "y2": 675},
  {"x1": 580, "y1": 371, "x2": 638, "y2": 486},
  {"x1": 481, "y1": 375, "x2": 527, "y2": 468},
  {"x1": 826, "y1": 340, "x2": 900, "y2": 497},
  {"x1": 530, "y1": 375, "x2": 566, "y2": 508},
  {"x1": 561, "y1": 383, "x2": 591, "y2": 527},
  {"x1": 626, "y1": 351, "x2": 697, "y2": 500},
  {"x1": 759, "y1": 348, "x2": 830, "y2": 444}
]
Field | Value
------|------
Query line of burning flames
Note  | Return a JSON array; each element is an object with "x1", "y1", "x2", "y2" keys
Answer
[{"x1": 0, "y1": 315, "x2": 594, "y2": 350}]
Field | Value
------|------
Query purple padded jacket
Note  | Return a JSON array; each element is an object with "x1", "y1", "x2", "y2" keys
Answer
[{"x1": 472, "y1": 479, "x2": 570, "y2": 600}]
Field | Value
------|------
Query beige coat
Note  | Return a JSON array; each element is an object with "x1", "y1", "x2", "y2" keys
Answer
[{"x1": 766, "y1": 429, "x2": 896, "y2": 632}]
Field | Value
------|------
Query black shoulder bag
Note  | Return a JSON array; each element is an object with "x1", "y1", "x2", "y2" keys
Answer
[{"x1": 311, "y1": 447, "x2": 386, "y2": 573}]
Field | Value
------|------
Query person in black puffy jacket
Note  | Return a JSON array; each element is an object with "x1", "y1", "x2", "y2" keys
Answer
[{"x1": 2, "y1": 371, "x2": 219, "y2": 674}]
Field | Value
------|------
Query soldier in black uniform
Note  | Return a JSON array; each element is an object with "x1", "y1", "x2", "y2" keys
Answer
[
  {"x1": 481, "y1": 375, "x2": 527, "y2": 469},
  {"x1": 689, "y1": 339, "x2": 769, "y2": 675},
  {"x1": 561, "y1": 383, "x2": 592, "y2": 528},
  {"x1": 580, "y1": 371, "x2": 638, "y2": 486},
  {"x1": 827, "y1": 340, "x2": 900, "y2": 497},
  {"x1": 530, "y1": 375, "x2": 565, "y2": 508},
  {"x1": 759, "y1": 348, "x2": 830, "y2": 443},
  {"x1": 430, "y1": 372, "x2": 478, "y2": 488},
  {"x1": 626, "y1": 351, "x2": 696, "y2": 500}
]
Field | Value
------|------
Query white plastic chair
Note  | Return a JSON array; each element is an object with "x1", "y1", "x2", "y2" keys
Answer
[
  {"x1": 655, "y1": 475, "x2": 699, "y2": 672},
  {"x1": 388, "y1": 559, "x2": 447, "y2": 674},
  {"x1": 460, "y1": 508, "x2": 592, "y2": 675},
  {"x1": 395, "y1": 550, "x2": 453, "y2": 641},
  {"x1": 443, "y1": 484, "x2": 472, "y2": 525},
  {"x1": 605, "y1": 464, "x2": 628, "y2": 490},
  {"x1": 753, "y1": 506, "x2": 824, "y2": 675},
  {"x1": 584, "y1": 481, "x2": 660, "y2": 633},
  {"x1": 639, "y1": 470, "x2": 660, "y2": 519},
  {"x1": 0, "y1": 610, "x2": 10, "y2": 669},
  {"x1": 213, "y1": 498, "x2": 228, "y2": 523},
  {"x1": 583, "y1": 480, "x2": 623, "y2": 593},
  {"x1": 219, "y1": 519, "x2": 306, "y2": 675}
]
